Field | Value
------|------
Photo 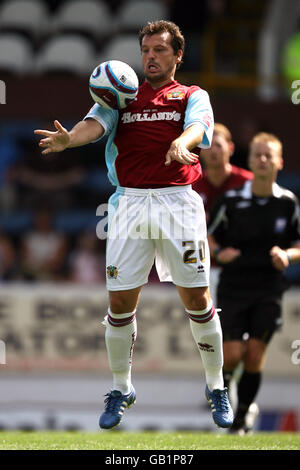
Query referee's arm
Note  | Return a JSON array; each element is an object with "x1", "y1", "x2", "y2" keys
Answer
[
  {"x1": 207, "y1": 202, "x2": 241, "y2": 264},
  {"x1": 270, "y1": 243, "x2": 300, "y2": 271}
]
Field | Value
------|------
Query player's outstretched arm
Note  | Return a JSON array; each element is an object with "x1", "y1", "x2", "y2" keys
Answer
[{"x1": 34, "y1": 119, "x2": 104, "y2": 155}]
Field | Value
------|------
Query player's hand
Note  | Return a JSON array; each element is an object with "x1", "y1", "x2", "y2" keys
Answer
[
  {"x1": 215, "y1": 247, "x2": 241, "y2": 264},
  {"x1": 34, "y1": 120, "x2": 70, "y2": 155},
  {"x1": 270, "y1": 245, "x2": 289, "y2": 271},
  {"x1": 165, "y1": 140, "x2": 199, "y2": 166}
]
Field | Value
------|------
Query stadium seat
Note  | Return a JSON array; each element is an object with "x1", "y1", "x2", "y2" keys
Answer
[
  {"x1": 49, "y1": 0, "x2": 115, "y2": 42},
  {"x1": 0, "y1": 0, "x2": 49, "y2": 41},
  {"x1": 117, "y1": 0, "x2": 169, "y2": 33},
  {"x1": 0, "y1": 33, "x2": 34, "y2": 75},
  {"x1": 35, "y1": 34, "x2": 96, "y2": 76},
  {"x1": 0, "y1": 211, "x2": 33, "y2": 234},
  {"x1": 98, "y1": 34, "x2": 143, "y2": 76},
  {"x1": 54, "y1": 210, "x2": 100, "y2": 234}
]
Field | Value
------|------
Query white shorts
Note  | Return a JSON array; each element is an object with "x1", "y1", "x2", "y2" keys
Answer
[{"x1": 106, "y1": 185, "x2": 210, "y2": 291}]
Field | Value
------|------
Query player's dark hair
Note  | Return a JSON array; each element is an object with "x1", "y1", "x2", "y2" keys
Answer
[{"x1": 139, "y1": 20, "x2": 185, "y2": 68}]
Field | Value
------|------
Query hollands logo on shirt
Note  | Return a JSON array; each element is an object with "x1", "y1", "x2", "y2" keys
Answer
[{"x1": 121, "y1": 110, "x2": 181, "y2": 123}]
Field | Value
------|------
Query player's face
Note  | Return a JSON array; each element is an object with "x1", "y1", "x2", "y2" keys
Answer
[
  {"x1": 248, "y1": 141, "x2": 283, "y2": 179},
  {"x1": 141, "y1": 32, "x2": 182, "y2": 88},
  {"x1": 201, "y1": 133, "x2": 233, "y2": 168}
]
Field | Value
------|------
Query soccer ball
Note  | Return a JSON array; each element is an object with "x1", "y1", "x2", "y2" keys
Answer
[{"x1": 89, "y1": 60, "x2": 139, "y2": 110}]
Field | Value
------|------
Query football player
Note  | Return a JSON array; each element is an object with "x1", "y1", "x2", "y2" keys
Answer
[{"x1": 35, "y1": 20, "x2": 233, "y2": 430}]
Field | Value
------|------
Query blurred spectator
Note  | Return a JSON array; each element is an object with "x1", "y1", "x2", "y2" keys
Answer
[
  {"x1": 11, "y1": 120, "x2": 110, "y2": 210},
  {"x1": 0, "y1": 230, "x2": 18, "y2": 280},
  {"x1": 68, "y1": 230, "x2": 105, "y2": 284},
  {"x1": 11, "y1": 122, "x2": 87, "y2": 210},
  {"x1": 0, "y1": 136, "x2": 22, "y2": 211},
  {"x1": 20, "y1": 208, "x2": 68, "y2": 281}
]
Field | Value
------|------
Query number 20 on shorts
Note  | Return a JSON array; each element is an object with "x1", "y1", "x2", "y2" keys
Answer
[{"x1": 182, "y1": 240, "x2": 205, "y2": 264}]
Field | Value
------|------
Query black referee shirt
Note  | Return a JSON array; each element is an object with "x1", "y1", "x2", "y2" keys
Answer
[{"x1": 208, "y1": 180, "x2": 300, "y2": 297}]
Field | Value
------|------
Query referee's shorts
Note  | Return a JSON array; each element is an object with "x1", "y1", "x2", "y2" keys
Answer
[{"x1": 217, "y1": 293, "x2": 283, "y2": 344}]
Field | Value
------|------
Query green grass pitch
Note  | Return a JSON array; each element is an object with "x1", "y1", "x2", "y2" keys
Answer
[{"x1": 0, "y1": 430, "x2": 299, "y2": 450}]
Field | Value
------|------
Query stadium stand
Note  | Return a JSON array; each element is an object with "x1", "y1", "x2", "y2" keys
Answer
[
  {"x1": 0, "y1": 32, "x2": 34, "y2": 75},
  {"x1": 0, "y1": 210, "x2": 103, "y2": 236},
  {"x1": 97, "y1": 34, "x2": 143, "y2": 75},
  {"x1": 116, "y1": 0, "x2": 169, "y2": 33},
  {"x1": 48, "y1": 0, "x2": 115, "y2": 45},
  {"x1": 0, "y1": 0, "x2": 49, "y2": 42},
  {"x1": 35, "y1": 34, "x2": 96, "y2": 75}
]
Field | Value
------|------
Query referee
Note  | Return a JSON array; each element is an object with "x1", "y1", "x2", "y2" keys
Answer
[{"x1": 208, "y1": 132, "x2": 300, "y2": 434}]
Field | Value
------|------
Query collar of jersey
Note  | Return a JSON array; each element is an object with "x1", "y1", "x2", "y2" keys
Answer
[{"x1": 142, "y1": 79, "x2": 178, "y2": 92}]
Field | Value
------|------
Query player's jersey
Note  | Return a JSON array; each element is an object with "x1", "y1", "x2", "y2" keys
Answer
[
  {"x1": 84, "y1": 80, "x2": 213, "y2": 188},
  {"x1": 192, "y1": 165, "x2": 253, "y2": 215},
  {"x1": 208, "y1": 180, "x2": 300, "y2": 296}
]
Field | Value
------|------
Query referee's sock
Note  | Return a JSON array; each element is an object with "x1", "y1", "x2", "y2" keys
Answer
[
  {"x1": 187, "y1": 301, "x2": 224, "y2": 391},
  {"x1": 235, "y1": 370, "x2": 261, "y2": 420}
]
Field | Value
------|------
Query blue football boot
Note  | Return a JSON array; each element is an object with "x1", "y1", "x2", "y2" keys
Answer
[
  {"x1": 99, "y1": 386, "x2": 136, "y2": 429},
  {"x1": 205, "y1": 385, "x2": 234, "y2": 428}
]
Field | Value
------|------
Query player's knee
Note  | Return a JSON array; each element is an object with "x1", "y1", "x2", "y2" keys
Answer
[
  {"x1": 243, "y1": 353, "x2": 265, "y2": 372},
  {"x1": 109, "y1": 295, "x2": 128, "y2": 314},
  {"x1": 109, "y1": 293, "x2": 137, "y2": 314},
  {"x1": 182, "y1": 287, "x2": 211, "y2": 310},
  {"x1": 223, "y1": 354, "x2": 241, "y2": 371},
  {"x1": 109, "y1": 287, "x2": 141, "y2": 314},
  {"x1": 243, "y1": 342, "x2": 266, "y2": 372},
  {"x1": 223, "y1": 341, "x2": 243, "y2": 370}
]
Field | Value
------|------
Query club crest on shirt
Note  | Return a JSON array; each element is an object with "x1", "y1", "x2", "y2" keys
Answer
[
  {"x1": 167, "y1": 90, "x2": 185, "y2": 100},
  {"x1": 106, "y1": 265, "x2": 118, "y2": 279}
]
